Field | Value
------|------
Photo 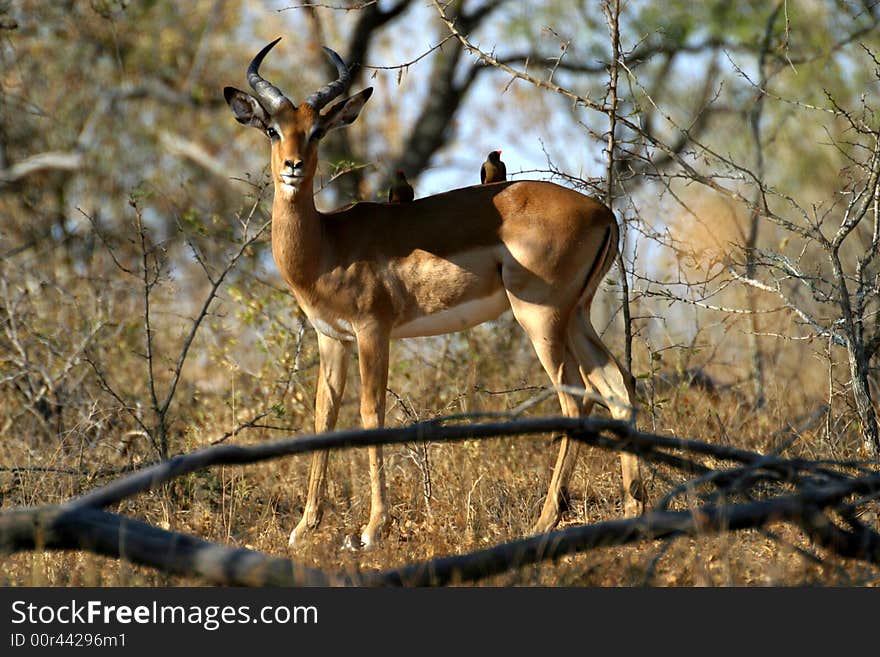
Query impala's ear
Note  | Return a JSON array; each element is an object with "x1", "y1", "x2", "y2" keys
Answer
[
  {"x1": 224, "y1": 86, "x2": 269, "y2": 130},
  {"x1": 321, "y1": 87, "x2": 373, "y2": 133}
]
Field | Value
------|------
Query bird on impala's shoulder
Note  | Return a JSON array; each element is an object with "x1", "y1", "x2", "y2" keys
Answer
[
  {"x1": 388, "y1": 169, "x2": 414, "y2": 203},
  {"x1": 480, "y1": 150, "x2": 507, "y2": 184}
]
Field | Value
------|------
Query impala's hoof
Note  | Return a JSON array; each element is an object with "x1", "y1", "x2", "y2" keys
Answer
[
  {"x1": 288, "y1": 512, "x2": 320, "y2": 549},
  {"x1": 531, "y1": 506, "x2": 562, "y2": 536},
  {"x1": 359, "y1": 512, "x2": 390, "y2": 550},
  {"x1": 623, "y1": 496, "x2": 645, "y2": 518},
  {"x1": 359, "y1": 531, "x2": 377, "y2": 551}
]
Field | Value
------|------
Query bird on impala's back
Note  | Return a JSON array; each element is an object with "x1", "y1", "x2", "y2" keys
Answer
[
  {"x1": 481, "y1": 150, "x2": 507, "y2": 184},
  {"x1": 388, "y1": 169, "x2": 414, "y2": 203}
]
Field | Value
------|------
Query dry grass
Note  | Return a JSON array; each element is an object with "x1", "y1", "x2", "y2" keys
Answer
[{"x1": 2, "y1": 257, "x2": 879, "y2": 587}]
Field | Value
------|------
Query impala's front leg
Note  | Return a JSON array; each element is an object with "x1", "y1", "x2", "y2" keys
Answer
[
  {"x1": 355, "y1": 323, "x2": 391, "y2": 549},
  {"x1": 289, "y1": 333, "x2": 350, "y2": 548}
]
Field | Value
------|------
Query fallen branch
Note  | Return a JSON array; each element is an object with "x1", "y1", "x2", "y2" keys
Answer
[
  {"x1": 67, "y1": 415, "x2": 768, "y2": 511},
  {"x1": 0, "y1": 506, "x2": 342, "y2": 587},
  {"x1": 369, "y1": 471, "x2": 880, "y2": 586},
  {"x1": 4, "y1": 470, "x2": 879, "y2": 587},
  {"x1": 2, "y1": 413, "x2": 878, "y2": 586},
  {"x1": 68, "y1": 411, "x2": 861, "y2": 513}
]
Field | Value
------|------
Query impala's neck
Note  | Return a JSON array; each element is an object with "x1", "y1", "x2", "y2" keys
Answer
[{"x1": 271, "y1": 177, "x2": 323, "y2": 289}]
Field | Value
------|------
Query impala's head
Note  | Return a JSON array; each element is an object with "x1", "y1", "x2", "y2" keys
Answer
[{"x1": 224, "y1": 38, "x2": 372, "y2": 197}]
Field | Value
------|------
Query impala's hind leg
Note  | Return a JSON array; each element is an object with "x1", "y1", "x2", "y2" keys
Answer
[
  {"x1": 505, "y1": 295, "x2": 591, "y2": 533},
  {"x1": 568, "y1": 306, "x2": 644, "y2": 517},
  {"x1": 532, "y1": 344, "x2": 597, "y2": 534}
]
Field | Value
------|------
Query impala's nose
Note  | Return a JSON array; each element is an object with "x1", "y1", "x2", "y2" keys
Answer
[
  {"x1": 280, "y1": 159, "x2": 305, "y2": 188},
  {"x1": 284, "y1": 159, "x2": 304, "y2": 173}
]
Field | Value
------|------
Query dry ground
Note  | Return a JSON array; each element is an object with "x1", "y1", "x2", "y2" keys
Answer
[{"x1": 3, "y1": 297, "x2": 879, "y2": 586}]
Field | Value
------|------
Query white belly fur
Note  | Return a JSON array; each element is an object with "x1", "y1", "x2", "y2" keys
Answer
[
  {"x1": 391, "y1": 289, "x2": 509, "y2": 339},
  {"x1": 310, "y1": 316, "x2": 356, "y2": 342}
]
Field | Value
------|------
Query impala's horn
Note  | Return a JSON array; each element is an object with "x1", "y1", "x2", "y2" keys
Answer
[
  {"x1": 304, "y1": 47, "x2": 351, "y2": 111},
  {"x1": 247, "y1": 37, "x2": 289, "y2": 113}
]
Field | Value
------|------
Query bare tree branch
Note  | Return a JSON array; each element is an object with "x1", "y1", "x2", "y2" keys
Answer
[{"x1": 0, "y1": 151, "x2": 83, "y2": 186}]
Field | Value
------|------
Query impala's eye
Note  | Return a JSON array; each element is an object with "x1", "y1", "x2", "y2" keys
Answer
[
  {"x1": 308, "y1": 126, "x2": 325, "y2": 142},
  {"x1": 266, "y1": 126, "x2": 279, "y2": 140}
]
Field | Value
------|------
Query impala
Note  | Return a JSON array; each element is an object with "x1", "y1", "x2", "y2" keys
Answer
[{"x1": 224, "y1": 39, "x2": 644, "y2": 549}]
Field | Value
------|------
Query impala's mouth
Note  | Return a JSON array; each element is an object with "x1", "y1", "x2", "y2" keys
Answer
[{"x1": 280, "y1": 174, "x2": 303, "y2": 186}]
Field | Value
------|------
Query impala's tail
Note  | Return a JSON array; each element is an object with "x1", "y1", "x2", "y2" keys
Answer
[{"x1": 579, "y1": 220, "x2": 620, "y2": 309}]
